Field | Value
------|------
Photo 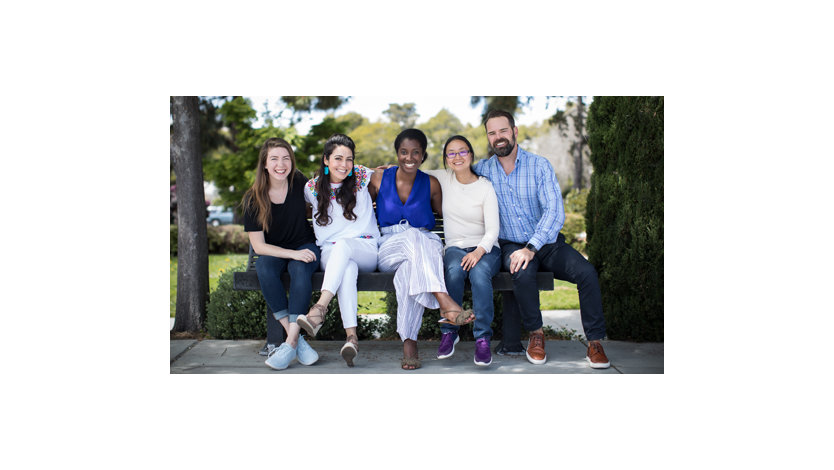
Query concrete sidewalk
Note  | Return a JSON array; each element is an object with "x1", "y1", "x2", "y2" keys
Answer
[
  {"x1": 170, "y1": 310, "x2": 663, "y2": 374},
  {"x1": 171, "y1": 337, "x2": 663, "y2": 374}
]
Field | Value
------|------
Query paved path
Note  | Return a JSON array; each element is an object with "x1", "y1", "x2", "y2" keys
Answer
[{"x1": 170, "y1": 310, "x2": 662, "y2": 374}]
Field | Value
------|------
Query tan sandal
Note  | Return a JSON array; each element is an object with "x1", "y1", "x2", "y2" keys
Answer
[
  {"x1": 297, "y1": 304, "x2": 326, "y2": 337},
  {"x1": 400, "y1": 357, "x2": 422, "y2": 370},
  {"x1": 401, "y1": 339, "x2": 421, "y2": 370},
  {"x1": 439, "y1": 309, "x2": 475, "y2": 326},
  {"x1": 340, "y1": 334, "x2": 359, "y2": 367}
]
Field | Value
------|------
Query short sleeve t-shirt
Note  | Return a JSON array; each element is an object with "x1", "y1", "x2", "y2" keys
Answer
[{"x1": 243, "y1": 171, "x2": 316, "y2": 249}]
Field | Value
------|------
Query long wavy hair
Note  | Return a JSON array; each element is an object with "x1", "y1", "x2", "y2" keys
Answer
[
  {"x1": 314, "y1": 134, "x2": 358, "y2": 227},
  {"x1": 241, "y1": 137, "x2": 297, "y2": 232}
]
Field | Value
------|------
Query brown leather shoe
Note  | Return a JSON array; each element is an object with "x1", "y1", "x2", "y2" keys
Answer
[
  {"x1": 526, "y1": 332, "x2": 547, "y2": 364},
  {"x1": 586, "y1": 341, "x2": 610, "y2": 369}
]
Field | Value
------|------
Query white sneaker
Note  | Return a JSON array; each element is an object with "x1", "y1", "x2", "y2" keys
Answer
[
  {"x1": 264, "y1": 343, "x2": 296, "y2": 370},
  {"x1": 296, "y1": 335, "x2": 319, "y2": 366}
]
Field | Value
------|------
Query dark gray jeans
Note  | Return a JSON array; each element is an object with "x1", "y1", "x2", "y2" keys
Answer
[{"x1": 499, "y1": 233, "x2": 606, "y2": 343}]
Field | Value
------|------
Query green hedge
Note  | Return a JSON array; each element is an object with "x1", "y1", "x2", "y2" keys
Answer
[
  {"x1": 170, "y1": 225, "x2": 177, "y2": 256},
  {"x1": 206, "y1": 263, "x2": 382, "y2": 340},
  {"x1": 380, "y1": 291, "x2": 504, "y2": 341},
  {"x1": 562, "y1": 212, "x2": 587, "y2": 255},
  {"x1": 586, "y1": 96, "x2": 663, "y2": 341},
  {"x1": 205, "y1": 263, "x2": 267, "y2": 339},
  {"x1": 170, "y1": 224, "x2": 249, "y2": 257},
  {"x1": 379, "y1": 291, "x2": 571, "y2": 341}
]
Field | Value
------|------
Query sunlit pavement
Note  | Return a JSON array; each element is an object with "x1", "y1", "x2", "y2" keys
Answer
[{"x1": 171, "y1": 310, "x2": 662, "y2": 374}]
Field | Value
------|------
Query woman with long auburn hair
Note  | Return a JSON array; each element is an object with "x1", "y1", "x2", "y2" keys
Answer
[
  {"x1": 241, "y1": 137, "x2": 321, "y2": 371},
  {"x1": 296, "y1": 134, "x2": 379, "y2": 367}
]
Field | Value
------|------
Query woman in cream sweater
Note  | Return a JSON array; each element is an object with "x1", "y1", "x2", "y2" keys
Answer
[{"x1": 425, "y1": 135, "x2": 500, "y2": 367}]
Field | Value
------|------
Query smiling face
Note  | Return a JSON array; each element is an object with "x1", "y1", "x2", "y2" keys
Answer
[
  {"x1": 485, "y1": 116, "x2": 518, "y2": 157},
  {"x1": 444, "y1": 139, "x2": 473, "y2": 174},
  {"x1": 324, "y1": 145, "x2": 355, "y2": 184},
  {"x1": 396, "y1": 138, "x2": 424, "y2": 174},
  {"x1": 265, "y1": 146, "x2": 292, "y2": 184}
]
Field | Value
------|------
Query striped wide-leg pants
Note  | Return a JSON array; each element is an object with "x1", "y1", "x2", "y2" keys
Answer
[{"x1": 377, "y1": 228, "x2": 447, "y2": 341}]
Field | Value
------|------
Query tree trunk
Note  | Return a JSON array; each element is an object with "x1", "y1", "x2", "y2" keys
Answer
[
  {"x1": 171, "y1": 96, "x2": 208, "y2": 333},
  {"x1": 575, "y1": 96, "x2": 585, "y2": 190}
]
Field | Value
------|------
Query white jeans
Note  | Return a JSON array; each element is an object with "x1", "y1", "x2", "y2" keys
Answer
[{"x1": 320, "y1": 237, "x2": 378, "y2": 329}]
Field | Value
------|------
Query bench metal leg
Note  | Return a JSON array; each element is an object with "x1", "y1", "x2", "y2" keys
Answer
[
  {"x1": 499, "y1": 291, "x2": 525, "y2": 353},
  {"x1": 265, "y1": 306, "x2": 285, "y2": 346}
]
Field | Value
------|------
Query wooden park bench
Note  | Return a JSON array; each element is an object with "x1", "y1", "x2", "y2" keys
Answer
[{"x1": 233, "y1": 218, "x2": 555, "y2": 349}]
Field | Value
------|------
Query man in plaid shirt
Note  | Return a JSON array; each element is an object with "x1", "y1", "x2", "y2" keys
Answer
[{"x1": 473, "y1": 109, "x2": 610, "y2": 369}]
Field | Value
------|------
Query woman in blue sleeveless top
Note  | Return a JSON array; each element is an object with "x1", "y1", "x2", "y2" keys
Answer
[{"x1": 368, "y1": 129, "x2": 473, "y2": 370}]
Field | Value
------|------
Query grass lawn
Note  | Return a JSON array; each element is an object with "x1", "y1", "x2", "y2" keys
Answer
[
  {"x1": 171, "y1": 256, "x2": 580, "y2": 317},
  {"x1": 170, "y1": 253, "x2": 249, "y2": 317},
  {"x1": 540, "y1": 280, "x2": 581, "y2": 310},
  {"x1": 355, "y1": 281, "x2": 580, "y2": 313}
]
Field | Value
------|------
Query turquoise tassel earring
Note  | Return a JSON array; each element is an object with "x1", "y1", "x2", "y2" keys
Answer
[
  {"x1": 324, "y1": 166, "x2": 329, "y2": 175},
  {"x1": 348, "y1": 168, "x2": 353, "y2": 177}
]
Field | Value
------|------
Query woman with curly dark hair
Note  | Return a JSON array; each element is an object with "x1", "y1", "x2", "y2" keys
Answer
[{"x1": 296, "y1": 134, "x2": 379, "y2": 367}]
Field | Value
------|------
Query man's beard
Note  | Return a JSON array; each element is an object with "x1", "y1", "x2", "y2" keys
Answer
[{"x1": 490, "y1": 137, "x2": 515, "y2": 157}]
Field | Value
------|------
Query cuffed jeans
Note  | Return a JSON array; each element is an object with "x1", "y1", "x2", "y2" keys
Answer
[
  {"x1": 441, "y1": 246, "x2": 501, "y2": 340},
  {"x1": 255, "y1": 243, "x2": 320, "y2": 344},
  {"x1": 500, "y1": 233, "x2": 606, "y2": 341}
]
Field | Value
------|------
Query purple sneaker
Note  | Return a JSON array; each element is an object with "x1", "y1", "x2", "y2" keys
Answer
[
  {"x1": 437, "y1": 332, "x2": 459, "y2": 359},
  {"x1": 474, "y1": 336, "x2": 492, "y2": 366}
]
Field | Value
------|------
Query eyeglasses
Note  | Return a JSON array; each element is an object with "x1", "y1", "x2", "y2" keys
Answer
[{"x1": 445, "y1": 150, "x2": 470, "y2": 159}]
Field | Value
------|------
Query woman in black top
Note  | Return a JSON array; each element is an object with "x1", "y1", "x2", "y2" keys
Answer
[{"x1": 242, "y1": 137, "x2": 321, "y2": 371}]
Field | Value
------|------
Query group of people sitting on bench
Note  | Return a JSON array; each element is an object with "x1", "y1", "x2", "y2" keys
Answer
[{"x1": 242, "y1": 109, "x2": 610, "y2": 371}]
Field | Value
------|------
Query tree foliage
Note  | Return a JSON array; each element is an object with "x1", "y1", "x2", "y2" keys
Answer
[
  {"x1": 383, "y1": 103, "x2": 419, "y2": 128},
  {"x1": 549, "y1": 97, "x2": 590, "y2": 190},
  {"x1": 347, "y1": 119, "x2": 400, "y2": 168},
  {"x1": 470, "y1": 96, "x2": 530, "y2": 121},
  {"x1": 280, "y1": 96, "x2": 348, "y2": 117},
  {"x1": 201, "y1": 97, "x2": 347, "y2": 214},
  {"x1": 586, "y1": 96, "x2": 664, "y2": 341},
  {"x1": 421, "y1": 108, "x2": 465, "y2": 169},
  {"x1": 202, "y1": 97, "x2": 292, "y2": 215}
]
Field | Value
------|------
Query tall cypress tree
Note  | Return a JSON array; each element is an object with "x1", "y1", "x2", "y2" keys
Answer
[{"x1": 586, "y1": 97, "x2": 664, "y2": 341}]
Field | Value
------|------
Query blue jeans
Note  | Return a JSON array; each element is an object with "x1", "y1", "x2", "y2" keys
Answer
[
  {"x1": 441, "y1": 246, "x2": 501, "y2": 339},
  {"x1": 255, "y1": 243, "x2": 320, "y2": 344}
]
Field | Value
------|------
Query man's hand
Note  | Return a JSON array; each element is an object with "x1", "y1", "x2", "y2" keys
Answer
[{"x1": 508, "y1": 247, "x2": 535, "y2": 274}]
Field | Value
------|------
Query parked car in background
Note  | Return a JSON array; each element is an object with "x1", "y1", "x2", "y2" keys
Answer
[{"x1": 207, "y1": 206, "x2": 234, "y2": 226}]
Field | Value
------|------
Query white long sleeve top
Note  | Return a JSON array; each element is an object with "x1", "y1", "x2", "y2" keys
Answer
[
  {"x1": 425, "y1": 169, "x2": 500, "y2": 253},
  {"x1": 304, "y1": 165, "x2": 380, "y2": 246}
]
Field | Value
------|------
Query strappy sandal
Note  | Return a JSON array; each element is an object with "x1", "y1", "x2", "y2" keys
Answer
[
  {"x1": 401, "y1": 339, "x2": 421, "y2": 370},
  {"x1": 400, "y1": 357, "x2": 422, "y2": 370},
  {"x1": 297, "y1": 304, "x2": 326, "y2": 337},
  {"x1": 438, "y1": 309, "x2": 475, "y2": 326},
  {"x1": 340, "y1": 334, "x2": 359, "y2": 367}
]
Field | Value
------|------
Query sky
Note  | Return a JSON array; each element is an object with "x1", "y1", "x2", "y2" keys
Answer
[{"x1": 248, "y1": 96, "x2": 580, "y2": 134}]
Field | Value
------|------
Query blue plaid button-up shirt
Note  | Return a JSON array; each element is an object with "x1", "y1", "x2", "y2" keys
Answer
[{"x1": 473, "y1": 147, "x2": 564, "y2": 250}]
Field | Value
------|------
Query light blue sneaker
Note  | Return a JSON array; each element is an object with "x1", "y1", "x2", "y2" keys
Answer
[
  {"x1": 296, "y1": 335, "x2": 319, "y2": 366},
  {"x1": 265, "y1": 343, "x2": 296, "y2": 370}
]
